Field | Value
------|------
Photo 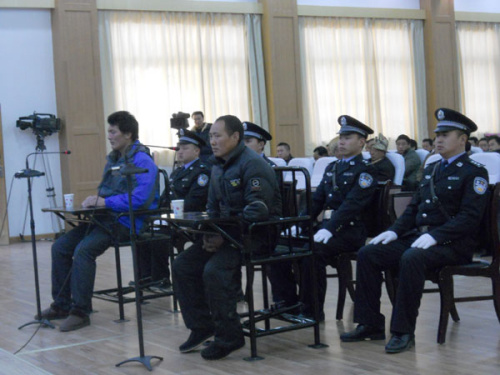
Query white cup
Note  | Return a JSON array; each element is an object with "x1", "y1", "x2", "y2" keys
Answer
[
  {"x1": 171, "y1": 199, "x2": 184, "y2": 216},
  {"x1": 64, "y1": 193, "x2": 74, "y2": 209}
]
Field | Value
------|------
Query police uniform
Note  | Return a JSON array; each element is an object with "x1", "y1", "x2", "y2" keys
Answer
[
  {"x1": 192, "y1": 123, "x2": 213, "y2": 163},
  {"x1": 346, "y1": 108, "x2": 489, "y2": 351},
  {"x1": 301, "y1": 115, "x2": 377, "y2": 316},
  {"x1": 173, "y1": 116, "x2": 282, "y2": 358},
  {"x1": 243, "y1": 121, "x2": 276, "y2": 167}
]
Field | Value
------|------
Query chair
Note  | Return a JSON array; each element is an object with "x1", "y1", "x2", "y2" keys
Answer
[
  {"x1": 310, "y1": 157, "x2": 337, "y2": 188},
  {"x1": 470, "y1": 152, "x2": 500, "y2": 184},
  {"x1": 415, "y1": 149, "x2": 429, "y2": 163},
  {"x1": 240, "y1": 166, "x2": 326, "y2": 360},
  {"x1": 385, "y1": 152, "x2": 405, "y2": 185},
  {"x1": 470, "y1": 146, "x2": 483, "y2": 154},
  {"x1": 268, "y1": 157, "x2": 287, "y2": 167},
  {"x1": 424, "y1": 153, "x2": 442, "y2": 168},
  {"x1": 285, "y1": 158, "x2": 315, "y2": 190},
  {"x1": 362, "y1": 151, "x2": 370, "y2": 160}
]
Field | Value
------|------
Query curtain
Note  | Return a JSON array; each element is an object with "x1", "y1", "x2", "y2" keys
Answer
[
  {"x1": 99, "y1": 11, "x2": 267, "y2": 149},
  {"x1": 299, "y1": 17, "x2": 427, "y2": 154},
  {"x1": 456, "y1": 21, "x2": 500, "y2": 135}
]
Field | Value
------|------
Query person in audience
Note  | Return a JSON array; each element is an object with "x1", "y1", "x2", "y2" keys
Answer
[
  {"x1": 299, "y1": 115, "x2": 377, "y2": 320},
  {"x1": 313, "y1": 146, "x2": 329, "y2": 161},
  {"x1": 243, "y1": 121, "x2": 275, "y2": 166},
  {"x1": 340, "y1": 108, "x2": 489, "y2": 354},
  {"x1": 38, "y1": 111, "x2": 159, "y2": 332},
  {"x1": 478, "y1": 137, "x2": 489, "y2": 152},
  {"x1": 365, "y1": 138, "x2": 375, "y2": 153},
  {"x1": 396, "y1": 134, "x2": 421, "y2": 190},
  {"x1": 368, "y1": 133, "x2": 395, "y2": 183},
  {"x1": 276, "y1": 142, "x2": 293, "y2": 164},
  {"x1": 327, "y1": 137, "x2": 343, "y2": 159},
  {"x1": 421, "y1": 138, "x2": 434, "y2": 152},
  {"x1": 468, "y1": 136, "x2": 479, "y2": 147},
  {"x1": 173, "y1": 115, "x2": 282, "y2": 360},
  {"x1": 488, "y1": 135, "x2": 500, "y2": 153},
  {"x1": 409, "y1": 139, "x2": 418, "y2": 150},
  {"x1": 191, "y1": 111, "x2": 213, "y2": 163}
]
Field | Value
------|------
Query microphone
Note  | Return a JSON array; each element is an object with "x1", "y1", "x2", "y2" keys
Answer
[
  {"x1": 25, "y1": 150, "x2": 71, "y2": 171},
  {"x1": 144, "y1": 145, "x2": 179, "y2": 151}
]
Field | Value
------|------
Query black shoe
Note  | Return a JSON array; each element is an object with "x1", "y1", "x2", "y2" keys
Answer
[
  {"x1": 59, "y1": 314, "x2": 90, "y2": 332},
  {"x1": 149, "y1": 280, "x2": 172, "y2": 293},
  {"x1": 340, "y1": 324, "x2": 386, "y2": 342},
  {"x1": 35, "y1": 306, "x2": 69, "y2": 321},
  {"x1": 179, "y1": 330, "x2": 214, "y2": 353},
  {"x1": 200, "y1": 340, "x2": 245, "y2": 361},
  {"x1": 385, "y1": 334, "x2": 415, "y2": 354}
]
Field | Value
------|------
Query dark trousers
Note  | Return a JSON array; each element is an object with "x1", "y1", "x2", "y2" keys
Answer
[
  {"x1": 172, "y1": 241, "x2": 244, "y2": 348},
  {"x1": 51, "y1": 223, "x2": 129, "y2": 316},
  {"x1": 301, "y1": 225, "x2": 366, "y2": 315},
  {"x1": 354, "y1": 232, "x2": 469, "y2": 334},
  {"x1": 137, "y1": 231, "x2": 171, "y2": 282}
]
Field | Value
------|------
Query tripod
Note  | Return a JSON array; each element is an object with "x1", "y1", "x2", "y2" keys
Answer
[
  {"x1": 20, "y1": 133, "x2": 63, "y2": 240},
  {"x1": 16, "y1": 158, "x2": 55, "y2": 330}
]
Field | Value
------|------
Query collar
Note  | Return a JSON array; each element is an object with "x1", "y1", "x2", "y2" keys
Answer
[
  {"x1": 183, "y1": 158, "x2": 199, "y2": 169},
  {"x1": 442, "y1": 151, "x2": 466, "y2": 166}
]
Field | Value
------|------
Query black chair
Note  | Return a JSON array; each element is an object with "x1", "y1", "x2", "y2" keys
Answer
[{"x1": 240, "y1": 166, "x2": 327, "y2": 360}]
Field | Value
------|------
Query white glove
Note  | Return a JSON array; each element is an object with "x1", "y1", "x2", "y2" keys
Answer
[
  {"x1": 281, "y1": 226, "x2": 301, "y2": 237},
  {"x1": 314, "y1": 229, "x2": 333, "y2": 244},
  {"x1": 411, "y1": 233, "x2": 437, "y2": 249},
  {"x1": 369, "y1": 230, "x2": 398, "y2": 245}
]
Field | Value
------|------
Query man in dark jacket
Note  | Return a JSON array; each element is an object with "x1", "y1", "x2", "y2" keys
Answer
[
  {"x1": 341, "y1": 108, "x2": 489, "y2": 354},
  {"x1": 38, "y1": 111, "x2": 159, "y2": 332},
  {"x1": 369, "y1": 133, "x2": 395, "y2": 183},
  {"x1": 191, "y1": 111, "x2": 213, "y2": 162},
  {"x1": 173, "y1": 115, "x2": 281, "y2": 360}
]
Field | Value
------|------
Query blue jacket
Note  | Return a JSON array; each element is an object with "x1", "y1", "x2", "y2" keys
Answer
[{"x1": 99, "y1": 141, "x2": 159, "y2": 230}]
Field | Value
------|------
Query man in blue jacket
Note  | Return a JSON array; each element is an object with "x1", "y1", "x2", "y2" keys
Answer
[{"x1": 37, "y1": 111, "x2": 159, "y2": 332}]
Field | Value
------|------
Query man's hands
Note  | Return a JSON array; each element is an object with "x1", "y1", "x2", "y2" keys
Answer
[
  {"x1": 202, "y1": 234, "x2": 224, "y2": 253},
  {"x1": 411, "y1": 233, "x2": 437, "y2": 249},
  {"x1": 314, "y1": 229, "x2": 333, "y2": 244},
  {"x1": 369, "y1": 230, "x2": 398, "y2": 245},
  {"x1": 81, "y1": 195, "x2": 106, "y2": 208}
]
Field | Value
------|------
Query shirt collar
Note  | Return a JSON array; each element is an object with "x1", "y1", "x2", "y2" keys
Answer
[
  {"x1": 443, "y1": 152, "x2": 466, "y2": 165},
  {"x1": 183, "y1": 158, "x2": 198, "y2": 169}
]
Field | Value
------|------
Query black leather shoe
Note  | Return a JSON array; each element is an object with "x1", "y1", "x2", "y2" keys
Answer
[
  {"x1": 385, "y1": 334, "x2": 415, "y2": 354},
  {"x1": 200, "y1": 339, "x2": 245, "y2": 361},
  {"x1": 35, "y1": 306, "x2": 69, "y2": 321},
  {"x1": 179, "y1": 330, "x2": 214, "y2": 353},
  {"x1": 340, "y1": 324, "x2": 386, "y2": 342}
]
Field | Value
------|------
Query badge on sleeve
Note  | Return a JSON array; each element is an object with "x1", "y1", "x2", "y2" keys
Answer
[
  {"x1": 250, "y1": 178, "x2": 261, "y2": 191},
  {"x1": 473, "y1": 177, "x2": 488, "y2": 195},
  {"x1": 230, "y1": 178, "x2": 241, "y2": 187},
  {"x1": 197, "y1": 174, "x2": 209, "y2": 186},
  {"x1": 358, "y1": 173, "x2": 373, "y2": 189}
]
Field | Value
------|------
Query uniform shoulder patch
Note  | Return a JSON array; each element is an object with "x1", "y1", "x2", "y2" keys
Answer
[
  {"x1": 469, "y1": 159, "x2": 485, "y2": 168},
  {"x1": 359, "y1": 172, "x2": 374, "y2": 189},
  {"x1": 250, "y1": 178, "x2": 261, "y2": 191},
  {"x1": 197, "y1": 174, "x2": 209, "y2": 186},
  {"x1": 473, "y1": 177, "x2": 488, "y2": 195}
]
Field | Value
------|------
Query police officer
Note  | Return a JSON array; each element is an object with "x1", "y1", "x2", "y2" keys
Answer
[
  {"x1": 173, "y1": 115, "x2": 281, "y2": 360},
  {"x1": 300, "y1": 115, "x2": 377, "y2": 319},
  {"x1": 341, "y1": 108, "x2": 489, "y2": 354},
  {"x1": 242, "y1": 121, "x2": 276, "y2": 166}
]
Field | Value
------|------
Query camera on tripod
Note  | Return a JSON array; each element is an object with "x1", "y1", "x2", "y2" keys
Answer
[
  {"x1": 170, "y1": 112, "x2": 190, "y2": 130},
  {"x1": 17, "y1": 112, "x2": 61, "y2": 137}
]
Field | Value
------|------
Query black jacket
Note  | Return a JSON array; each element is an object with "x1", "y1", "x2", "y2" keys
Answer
[{"x1": 169, "y1": 158, "x2": 210, "y2": 212}]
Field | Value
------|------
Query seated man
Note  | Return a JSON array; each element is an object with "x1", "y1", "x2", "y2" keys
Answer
[
  {"x1": 300, "y1": 115, "x2": 377, "y2": 319},
  {"x1": 276, "y1": 142, "x2": 293, "y2": 164},
  {"x1": 396, "y1": 134, "x2": 421, "y2": 190},
  {"x1": 313, "y1": 146, "x2": 329, "y2": 161},
  {"x1": 341, "y1": 108, "x2": 489, "y2": 354},
  {"x1": 137, "y1": 129, "x2": 210, "y2": 291},
  {"x1": 38, "y1": 111, "x2": 159, "y2": 331},
  {"x1": 488, "y1": 135, "x2": 500, "y2": 153},
  {"x1": 173, "y1": 115, "x2": 282, "y2": 360},
  {"x1": 368, "y1": 133, "x2": 395, "y2": 183}
]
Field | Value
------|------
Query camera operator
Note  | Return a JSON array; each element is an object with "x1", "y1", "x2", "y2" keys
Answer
[{"x1": 191, "y1": 111, "x2": 213, "y2": 163}]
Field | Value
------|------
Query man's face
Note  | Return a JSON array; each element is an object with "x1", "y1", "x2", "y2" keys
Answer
[
  {"x1": 435, "y1": 131, "x2": 466, "y2": 159},
  {"x1": 479, "y1": 140, "x2": 489, "y2": 152},
  {"x1": 396, "y1": 139, "x2": 410, "y2": 154},
  {"x1": 107, "y1": 124, "x2": 132, "y2": 155},
  {"x1": 422, "y1": 141, "x2": 433, "y2": 152},
  {"x1": 338, "y1": 133, "x2": 365, "y2": 158},
  {"x1": 176, "y1": 143, "x2": 200, "y2": 164},
  {"x1": 209, "y1": 120, "x2": 240, "y2": 159},
  {"x1": 369, "y1": 147, "x2": 385, "y2": 161},
  {"x1": 488, "y1": 139, "x2": 500, "y2": 151},
  {"x1": 192, "y1": 114, "x2": 204, "y2": 129},
  {"x1": 276, "y1": 146, "x2": 290, "y2": 159},
  {"x1": 244, "y1": 137, "x2": 264, "y2": 154},
  {"x1": 365, "y1": 139, "x2": 375, "y2": 152}
]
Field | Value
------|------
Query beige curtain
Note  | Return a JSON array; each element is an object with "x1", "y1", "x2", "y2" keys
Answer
[
  {"x1": 299, "y1": 17, "x2": 427, "y2": 154},
  {"x1": 457, "y1": 21, "x2": 500, "y2": 135},
  {"x1": 99, "y1": 11, "x2": 264, "y2": 149}
]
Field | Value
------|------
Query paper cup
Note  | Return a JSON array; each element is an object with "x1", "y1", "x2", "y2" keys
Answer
[
  {"x1": 171, "y1": 199, "x2": 184, "y2": 216},
  {"x1": 64, "y1": 193, "x2": 74, "y2": 209}
]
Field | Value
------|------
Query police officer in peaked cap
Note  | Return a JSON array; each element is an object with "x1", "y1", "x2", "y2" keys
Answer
[
  {"x1": 243, "y1": 121, "x2": 276, "y2": 167},
  {"x1": 341, "y1": 108, "x2": 489, "y2": 354}
]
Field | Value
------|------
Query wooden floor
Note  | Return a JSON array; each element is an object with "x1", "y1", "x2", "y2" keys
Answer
[{"x1": 0, "y1": 240, "x2": 499, "y2": 375}]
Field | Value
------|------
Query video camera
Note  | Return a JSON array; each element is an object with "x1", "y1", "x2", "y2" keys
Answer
[
  {"x1": 16, "y1": 112, "x2": 61, "y2": 137},
  {"x1": 170, "y1": 112, "x2": 190, "y2": 130}
]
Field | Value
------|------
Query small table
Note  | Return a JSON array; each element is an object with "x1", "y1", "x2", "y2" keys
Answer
[{"x1": 42, "y1": 205, "x2": 109, "y2": 228}]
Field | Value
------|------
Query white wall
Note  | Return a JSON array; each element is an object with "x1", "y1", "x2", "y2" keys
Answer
[
  {"x1": 297, "y1": 0, "x2": 420, "y2": 9},
  {"x1": 0, "y1": 9, "x2": 63, "y2": 237}
]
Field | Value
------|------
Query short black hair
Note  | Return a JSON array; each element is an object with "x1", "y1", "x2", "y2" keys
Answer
[
  {"x1": 479, "y1": 137, "x2": 488, "y2": 143},
  {"x1": 107, "y1": 111, "x2": 139, "y2": 141},
  {"x1": 469, "y1": 136, "x2": 478, "y2": 143},
  {"x1": 277, "y1": 142, "x2": 291, "y2": 151},
  {"x1": 422, "y1": 138, "x2": 433, "y2": 146},
  {"x1": 192, "y1": 111, "x2": 204, "y2": 118},
  {"x1": 313, "y1": 146, "x2": 328, "y2": 156},
  {"x1": 409, "y1": 139, "x2": 418, "y2": 150},
  {"x1": 396, "y1": 134, "x2": 411, "y2": 144},
  {"x1": 488, "y1": 135, "x2": 500, "y2": 144},
  {"x1": 215, "y1": 115, "x2": 243, "y2": 142}
]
